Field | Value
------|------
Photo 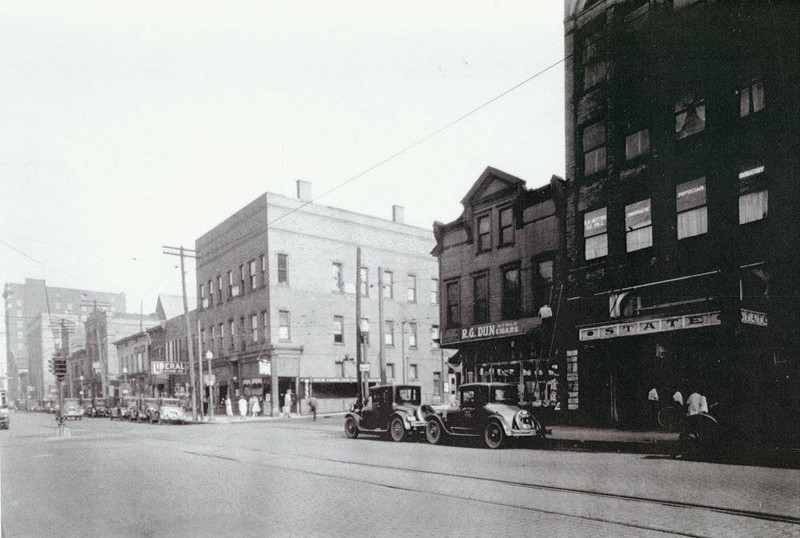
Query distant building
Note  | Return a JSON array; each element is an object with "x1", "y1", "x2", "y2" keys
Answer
[
  {"x1": 25, "y1": 312, "x2": 85, "y2": 402},
  {"x1": 196, "y1": 181, "x2": 450, "y2": 415},
  {"x1": 563, "y1": 0, "x2": 799, "y2": 440},
  {"x1": 2, "y1": 279, "x2": 125, "y2": 406},
  {"x1": 432, "y1": 167, "x2": 566, "y2": 407}
]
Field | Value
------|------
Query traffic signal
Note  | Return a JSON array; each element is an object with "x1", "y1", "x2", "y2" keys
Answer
[{"x1": 53, "y1": 357, "x2": 67, "y2": 382}]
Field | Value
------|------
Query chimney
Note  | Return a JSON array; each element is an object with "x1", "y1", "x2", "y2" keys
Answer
[
  {"x1": 392, "y1": 205, "x2": 405, "y2": 224},
  {"x1": 296, "y1": 180, "x2": 312, "y2": 202}
]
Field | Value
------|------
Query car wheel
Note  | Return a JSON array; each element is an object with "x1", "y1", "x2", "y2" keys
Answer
[
  {"x1": 426, "y1": 420, "x2": 445, "y2": 445},
  {"x1": 344, "y1": 416, "x2": 359, "y2": 439},
  {"x1": 483, "y1": 421, "x2": 505, "y2": 449},
  {"x1": 389, "y1": 417, "x2": 406, "y2": 442},
  {"x1": 149, "y1": 413, "x2": 155, "y2": 424}
]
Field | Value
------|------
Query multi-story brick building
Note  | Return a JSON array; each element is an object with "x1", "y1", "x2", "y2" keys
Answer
[
  {"x1": 433, "y1": 167, "x2": 567, "y2": 408},
  {"x1": 3, "y1": 279, "x2": 125, "y2": 406},
  {"x1": 563, "y1": 0, "x2": 799, "y2": 441},
  {"x1": 196, "y1": 181, "x2": 449, "y2": 415}
]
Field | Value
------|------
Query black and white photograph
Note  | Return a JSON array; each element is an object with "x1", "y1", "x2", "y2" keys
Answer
[{"x1": 1, "y1": 1, "x2": 798, "y2": 536}]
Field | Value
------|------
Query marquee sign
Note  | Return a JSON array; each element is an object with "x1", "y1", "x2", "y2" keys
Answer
[
  {"x1": 579, "y1": 312, "x2": 721, "y2": 341},
  {"x1": 441, "y1": 317, "x2": 541, "y2": 345},
  {"x1": 740, "y1": 309, "x2": 767, "y2": 326},
  {"x1": 150, "y1": 361, "x2": 188, "y2": 375}
]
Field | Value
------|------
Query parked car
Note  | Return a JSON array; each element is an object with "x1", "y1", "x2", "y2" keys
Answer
[
  {"x1": 344, "y1": 384, "x2": 427, "y2": 442},
  {"x1": 146, "y1": 398, "x2": 186, "y2": 425},
  {"x1": 86, "y1": 398, "x2": 109, "y2": 418},
  {"x1": 120, "y1": 396, "x2": 140, "y2": 421},
  {"x1": 108, "y1": 398, "x2": 127, "y2": 420},
  {"x1": 62, "y1": 398, "x2": 85, "y2": 420},
  {"x1": 424, "y1": 383, "x2": 547, "y2": 449},
  {"x1": 0, "y1": 404, "x2": 10, "y2": 430}
]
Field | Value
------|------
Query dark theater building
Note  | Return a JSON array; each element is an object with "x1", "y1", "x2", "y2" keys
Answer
[
  {"x1": 562, "y1": 0, "x2": 799, "y2": 441},
  {"x1": 433, "y1": 168, "x2": 567, "y2": 410}
]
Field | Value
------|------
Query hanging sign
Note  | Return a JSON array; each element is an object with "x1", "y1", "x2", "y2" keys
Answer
[
  {"x1": 579, "y1": 312, "x2": 721, "y2": 341},
  {"x1": 441, "y1": 317, "x2": 541, "y2": 345},
  {"x1": 150, "y1": 361, "x2": 188, "y2": 375},
  {"x1": 740, "y1": 309, "x2": 767, "y2": 326}
]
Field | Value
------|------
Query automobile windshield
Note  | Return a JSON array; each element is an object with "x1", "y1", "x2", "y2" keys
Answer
[
  {"x1": 161, "y1": 398, "x2": 180, "y2": 407},
  {"x1": 395, "y1": 387, "x2": 420, "y2": 405},
  {"x1": 491, "y1": 386, "x2": 518, "y2": 404}
]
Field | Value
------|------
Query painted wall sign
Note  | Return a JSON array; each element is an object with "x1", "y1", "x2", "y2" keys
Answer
[
  {"x1": 579, "y1": 312, "x2": 721, "y2": 341},
  {"x1": 441, "y1": 317, "x2": 541, "y2": 345},
  {"x1": 740, "y1": 309, "x2": 768, "y2": 326},
  {"x1": 150, "y1": 361, "x2": 188, "y2": 375}
]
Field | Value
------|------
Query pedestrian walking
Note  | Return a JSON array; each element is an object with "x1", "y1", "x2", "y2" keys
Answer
[
  {"x1": 308, "y1": 397, "x2": 318, "y2": 421},
  {"x1": 648, "y1": 387, "x2": 659, "y2": 428},
  {"x1": 225, "y1": 396, "x2": 233, "y2": 422},
  {"x1": 248, "y1": 395, "x2": 257, "y2": 416},
  {"x1": 283, "y1": 389, "x2": 292, "y2": 418},
  {"x1": 238, "y1": 395, "x2": 247, "y2": 420},
  {"x1": 252, "y1": 397, "x2": 261, "y2": 417}
]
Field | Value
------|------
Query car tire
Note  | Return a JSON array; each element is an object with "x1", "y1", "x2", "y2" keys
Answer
[
  {"x1": 149, "y1": 413, "x2": 155, "y2": 424},
  {"x1": 483, "y1": 421, "x2": 505, "y2": 449},
  {"x1": 389, "y1": 417, "x2": 406, "y2": 442},
  {"x1": 344, "y1": 416, "x2": 359, "y2": 439},
  {"x1": 426, "y1": 420, "x2": 445, "y2": 445}
]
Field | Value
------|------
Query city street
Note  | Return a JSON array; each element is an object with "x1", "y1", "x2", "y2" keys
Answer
[{"x1": 1, "y1": 411, "x2": 798, "y2": 537}]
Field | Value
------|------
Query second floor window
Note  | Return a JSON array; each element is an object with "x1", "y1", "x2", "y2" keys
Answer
[
  {"x1": 501, "y1": 265, "x2": 521, "y2": 320},
  {"x1": 408, "y1": 322, "x2": 418, "y2": 348},
  {"x1": 359, "y1": 267, "x2": 369, "y2": 297},
  {"x1": 382, "y1": 270, "x2": 393, "y2": 298},
  {"x1": 431, "y1": 325, "x2": 440, "y2": 347},
  {"x1": 249, "y1": 260, "x2": 257, "y2": 290},
  {"x1": 409, "y1": 363, "x2": 418, "y2": 380},
  {"x1": 625, "y1": 199, "x2": 653, "y2": 252},
  {"x1": 332, "y1": 263, "x2": 344, "y2": 292},
  {"x1": 385, "y1": 320, "x2": 395, "y2": 346},
  {"x1": 277, "y1": 254, "x2": 288, "y2": 284},
  {"x1": 279, "y1": 310, "x2": 290, "y2": 341},
  {"x1": 676, "y1": 178, "x2": 708, "y2": 239},
  {"x1": 499, "y1": 207, "x2": 514, "y2": 246},
  {"x1": 333, "y1": 316, "x2": 344, "y2": 344},
  {"x1": 473, "y1": 273, "x2": 490, "y2": 324},
  {"x1": 446, "y1": 280, "x2": 460, "y2": 328},
  {"x1": 251, "y1": 314, "x2": 259, "y2": 342},
  {"x1": 407, "y1": 274, "x2": 417, "y2": 302},
  {"x1": 740, "y1": 79, "x2": 764, "y2": 117},
  {"x1": 477, "y1": 214, "x2": 491, "y2": 252},
  {"x1": 584, "y1": 207, "x2": 608, "y2": 260}
]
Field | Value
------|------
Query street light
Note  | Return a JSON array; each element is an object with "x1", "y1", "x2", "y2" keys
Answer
[{"x1": 205, "y1": 350, "x2": 215, "y2": 422}]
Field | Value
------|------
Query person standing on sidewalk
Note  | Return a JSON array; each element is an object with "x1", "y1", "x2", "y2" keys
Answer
[
  {"x1": 238, "y1": 395, "x2": 247, "y2": 420},
  {"x1": 308, "y1": 397, "x2": 318, "y2": 421},
  {"x1": 251, "y1": 396, "x2": 261, "y2": 417},
  {"x1": 283, "y1": 389, "x2": 292, "y2": 418},
  {"x1": 648, "y1": 387, "x2": 660, "y2": 428},
  {"x1": 225, "y1": 396, "x2": 233, "y2": 422}
]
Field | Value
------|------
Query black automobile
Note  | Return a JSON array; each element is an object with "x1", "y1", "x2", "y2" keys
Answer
[
  {"x1": 344, "y1": 385, "x2": 427, "y2": 442},
  {"x1": 424, "y1": 383, "x2": 547, "y2": 449}
]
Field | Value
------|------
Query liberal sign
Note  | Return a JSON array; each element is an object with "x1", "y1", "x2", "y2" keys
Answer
[{"x1": 150, "y1": 361, "x2": 188, "y2": 375}]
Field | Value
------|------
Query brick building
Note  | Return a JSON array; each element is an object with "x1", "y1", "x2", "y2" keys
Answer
[
  {"x1": 562, "y1": 0, "x2": 799, "y2": 441},
  {"x1": 433, "y1": 167, "x2": 567, "y2": 408},
  {"x1": 196, "y1": 181, "x2": 449, "y2": 415}
]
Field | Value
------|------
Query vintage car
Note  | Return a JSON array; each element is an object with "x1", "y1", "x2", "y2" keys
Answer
[
  {"x1": 62, "y1": 398, "x2": 85, "y2": 420},
  {"x1": 118, "y1": 396, "x2": 139, "y2": 421},
  {"x1": 344, "y1": 384, "x2": 427, "y2": 442},
  {"x1": 0, "y1": 403, "x2": 10, "y2": 430},
  {"x1": 86, "y1": 398, "x2": 109, "y2": 418},
  {"x1": 145, "y1": 398, "x2": 186, "y2": 425},
  {"x1": 424, "y1": 383, "x2": 546, "y2": 449}
]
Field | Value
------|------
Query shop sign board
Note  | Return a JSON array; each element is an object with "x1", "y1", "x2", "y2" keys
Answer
[
  {"x1": 150, "y1": 361, "x2": 188, "y2": 375},
  {"x1": 579, "y1": 311, "x2": 721, "y2": 341},
  {"x1": 442, "y1": 317, "x2": 541, "y2": 345},
  {"x1": 740, "y1": 309, "x2": 767, "y2": 326}
]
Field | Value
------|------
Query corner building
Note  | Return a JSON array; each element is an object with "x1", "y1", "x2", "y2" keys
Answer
[
  {"x1": 196, "y1": 182, "x2": 449, "y2": 415},
  {"x1": 563, "y1": 0, "x2": 799, "y2": 441},
  {"x1": 433, "y1": 168, "x2": 567, "y2": 409}
]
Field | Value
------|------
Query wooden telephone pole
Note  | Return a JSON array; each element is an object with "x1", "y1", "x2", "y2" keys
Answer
[{"x1": 163, "y1": 245, "x2": 199, "y2": 422}]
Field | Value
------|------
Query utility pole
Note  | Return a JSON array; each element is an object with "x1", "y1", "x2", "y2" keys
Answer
[
  {"x1": 355, "y1": 247, "x2": 363, "y2": 404},
  {"x1": 378, "y1": 267, "x2": 387, "y2": 384},
  {"x1": 163, "y1": 245, "x2": 199, "y2": 422},
  {"x1": 196, "y1": 319, "x2": 204, "y2": 421},
  {"x1": 94, "y1": 304, "x2": 107, "y2": 399}
]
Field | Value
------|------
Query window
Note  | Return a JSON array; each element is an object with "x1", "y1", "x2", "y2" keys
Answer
[
  {"x1": 676, "y1": 178, "x2": 708, "y2": 239},
  {"x1": 407, "y1": 274, "x2": 416, "y2": 302},
  {"x1": 228, "y1": 271, "x2": 235, "y2": 297},
  {"x1": 501, "y1": 265, "x2": 521, "y2": 320},
  {"x1": 217, "y1": 275, "x2": 223, "y2": 301},
  {"x1": 279, "y1": 311, "x2": 291, "y2": 341},
  {"x1": 218, "y1": 323, "x2": 224, "y2": 351},
  {"x1": 535, "y1": 260, "x2": 554, "y2": 309},
  {"x1": 260, "y1": 254, "x2": 266, "y2": 273},
  {"x1": 740, "y1": 79, "x2": 764, "y2": 117},
  {"x1": 332, "y1": 263, "x2": 344, "y2": 292},
  {"x1": 201, "y1": 329, "x2": 206, "y2": 354},
  {"x1": 208, "y1": 280, "x2": 214, "y2": 306},
  {"x1": 333, "y1": 316, "x2": 344, "y2": 344},
  {"x1": 431, "y1": 325, "x2": 440, "y2": 347},
  {"x1": 239, "y1": 265, "x2": 245, "y2": 294},
  {"x1": 359, "y1": 267, "x2": 369, "y2": 297},
  {"x1": 277, "y1": 253, "x2": 288, "y2": 284},
  {"x1": 408, "y1": 323, "x2": 418, "y2": 348},
  {"x1": 360, "y1": 317, "x2": 370, "y2": 345},
  {"x1": 445, "y1": 280, "x2": 460, "y2": 328},
  {"x1": 739, "y1": 165, "x2": 767, "y2": 224},
  {"x1": 251, "y1": 314, "x2": 259, "y2": 342},
  {"x1": 675, "y1": 96, "x2": 706, "y2": 139},
  {"x1": 262, "y1": 311, "x2": 268, "y2": 341},
  {"x1": 386, "y1": 363, "x2": 395, "y2": 380},
  {"x1": 499, "y1": 207, "x2": 514, "y2": 246},
  {"x1": 382, "y1": 270, "x2": 393, "y2": 298},
  {"x1": 430, "y1": 278, "x2": 438, "y2": 304},
  {"x1": 433, "y1": 372, "x2": 442, "y2": 397},
  {"x1": 229, "y1": 320, "x2": 236, "y2": 349},
  {"x1": 477, "y1": 214, "x2": 491, "y2": 252},
  {"x1": 625, "y1": 199, "x2": 653, "y2": 252},
  {"x1": 583, "y1": 123, "x2": 606, "y2": 176},
  {"x1": 385, "y1": 320, "x2": 395, "y2": 346},
  {"x1": 409, "y1": 364, "x2": 418, "y2": 380},
  {"x1": 210, "y1": 326, "x2": 216, "y2": 353},
  {"x1": 249, "y1": 260, "x2": 257, "y2": 290},
  {"x1": 200, "y1": 284, "x2": 208, "y2": 309},
  {"x1": 625, "y1": 129, "x2": 650, "y2": 160},
  {"x1": 584, "y1": 207, "x2": 608, "y2": 260},
  {"x1": 473, "y1": 273, "x2": 490, "y2": 324}
]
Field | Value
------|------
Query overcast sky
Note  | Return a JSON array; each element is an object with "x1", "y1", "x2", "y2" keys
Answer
[{"x1": 0, "y1": 1, "x2": 565, "y2": 366}]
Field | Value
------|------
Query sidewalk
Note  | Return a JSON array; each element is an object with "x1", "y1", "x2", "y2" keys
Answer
[{"x1": 544, "y1": 425, "x2": 677, "y2": 454}]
